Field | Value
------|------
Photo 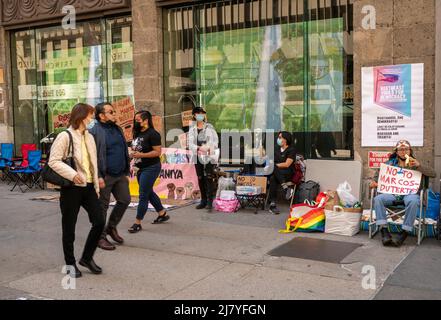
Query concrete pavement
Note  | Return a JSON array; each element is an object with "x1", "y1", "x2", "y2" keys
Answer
[{"x1": 0, "y1": 183, "x2": 437, "y2": 300}]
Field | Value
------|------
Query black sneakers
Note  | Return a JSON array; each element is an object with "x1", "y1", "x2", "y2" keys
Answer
[{"x1": 393, "y1": 230, "x2": 408, "y2": 247}]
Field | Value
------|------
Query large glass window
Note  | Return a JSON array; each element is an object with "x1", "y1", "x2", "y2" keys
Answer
[
  {"x1": 163, "y1": 0, "x2": 353, "y2": 161},
  {"x1": 10, "y1": 16, "x2": 133, "y2": 155}
]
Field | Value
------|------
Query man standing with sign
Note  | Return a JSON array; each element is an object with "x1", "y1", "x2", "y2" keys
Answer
[{"x1": 369, "y1": 140, "x2": 435, "y2": 247}]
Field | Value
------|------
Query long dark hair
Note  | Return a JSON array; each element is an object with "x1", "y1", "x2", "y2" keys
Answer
[{"x1": 133, "y1": 110, "x2": 155, "y2": 139}]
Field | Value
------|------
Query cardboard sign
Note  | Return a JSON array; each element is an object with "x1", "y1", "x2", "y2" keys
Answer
[
  {"x1": 377, "y1": 163, "x2": 422, "y2": 195},
  {"x1": 181, "y1": 110, "x2": 193, "y2": 127},
  {"x1": 152, "y1": 115, "x2": 163, "y2": 133},
  {"x1": 236, "y1": 175, "x2": 267, "y2": 194},
  {"x1": 52, "y1": 112, "x2": 71, "y2": 129},
  {"x1": 368, "y1": 151, "x2": 392, "y2": 169},
  {"x1": 112, "y1": 97, "x2": 135, "y2": 142}
]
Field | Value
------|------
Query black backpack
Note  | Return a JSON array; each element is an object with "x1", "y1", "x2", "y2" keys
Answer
[{"x1": 294, "y1": 180, "x2": 320, "y2": 204}]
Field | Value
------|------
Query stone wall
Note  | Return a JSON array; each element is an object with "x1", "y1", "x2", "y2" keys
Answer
[
  {"x1": 0, "y1": 26, "x2": 13, "y2": 142},
  {"x1": 132, "y1": 0, "x2": 164, "y2": 137},
  {"x1": 353, "y1": 0, "x2": 437, "y2": 200}
]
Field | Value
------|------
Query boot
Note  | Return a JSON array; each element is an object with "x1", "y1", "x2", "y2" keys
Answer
[
  {"x1": 206, "y1": 200, "x2": 213, "y2": 212},
  {"x1": 393, "y1": 230, "x2": 408, "y2": 247},
  {"x1": 106, "y1": 226, "x2": 124, "y2": 244},
  {"x1": 380, "y1": 226, "x2": 393, "y2": 246}
]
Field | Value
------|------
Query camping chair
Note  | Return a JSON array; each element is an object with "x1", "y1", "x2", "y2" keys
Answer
[
  {"x1": 0, "y1": 143, "x2": 14, "y2": 183},
  {"x1": 9, "y1": 150, "x2": 43, "y2": 193},
  {"x1": 369, "y1": 176, "x2": 429, "y2": 245},
  {"x1": 13, "y1": 143, "x2": 37, "y2": 168}
]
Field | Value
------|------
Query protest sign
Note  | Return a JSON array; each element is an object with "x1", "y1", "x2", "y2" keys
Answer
[
  {"x1": 129, "y1": 148, "x2": 200, "y2": 200},
  {"x1": 377, "y1": 163, "x2": 422, "y2": 195},
  {"x1": 368, "y1": 151, "x2": 392, "y2": 169},
  {"x1": 181, "y1": 110, "x2": 193, "y2": 127},
  {"x1": 112, "y1": 97, "x2": 135, "y2": 142}
]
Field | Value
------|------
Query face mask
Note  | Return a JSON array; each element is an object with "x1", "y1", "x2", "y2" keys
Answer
[
  {"x1": 86, "y1": 119, "x2": 95, "y2": 130},
  {"x1": 106, "y1": 120, "x2": 116, "y2": 125},
  {"x1": 277, "y1": 138, "x2": 283, "y2": 146},
  {"x1": 195, "y1": 114, "x2": 205, "y2": 122}
]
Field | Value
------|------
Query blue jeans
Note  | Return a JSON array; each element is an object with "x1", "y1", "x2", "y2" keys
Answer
[
  {"x1": 374, "y1": 193, "x2": 420, "y2": 232},
  {"x1": 136, "y1": 163, "x2": 164, "y2": 220}
]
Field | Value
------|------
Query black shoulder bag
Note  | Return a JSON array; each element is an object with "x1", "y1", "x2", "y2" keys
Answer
[{"x1": 42, "y1": 130, "x2": 76, "y2": 187}]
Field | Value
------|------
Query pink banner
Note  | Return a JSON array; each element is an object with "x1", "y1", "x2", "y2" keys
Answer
[{"x1": 129, "y1": 148, "x2": 200, "y2": 200}]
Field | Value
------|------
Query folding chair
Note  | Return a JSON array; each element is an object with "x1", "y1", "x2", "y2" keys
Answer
[
  {"x1": 369, "y1": 176, "x2": 429, "y2": 245},
  {"x1": 13, "y1": 143, "x2": 37, "y2": 168},
  {"x1": 9, "y1": 150, "x2": 43, "y2": 193},
  {"x1": 0, "y1": 143, "x2": 14, "y2": 183}
]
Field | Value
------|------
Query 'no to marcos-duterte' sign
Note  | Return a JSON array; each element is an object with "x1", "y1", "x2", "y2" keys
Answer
[{"x1": 377, "y1": 163, "x2": 422, "y2": 195}]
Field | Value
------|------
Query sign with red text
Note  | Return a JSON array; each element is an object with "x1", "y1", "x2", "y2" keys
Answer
[
  {"x1": 368, "y1": 151, "x2": 392, "y2": 169},
  {"x1": 377, "y1": 163, "x2": 422, "y2": 195},
  {"x1": 52, "y1": 112, "x2": 71, "y2": 129},
  {"x1": 112, "y1": 97, "x2": 135, "y2": 142}
]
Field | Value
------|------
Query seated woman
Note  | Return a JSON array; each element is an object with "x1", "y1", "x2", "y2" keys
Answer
[
  {"x1": 370, "y1": 140, "x2": 435, "y2": 247},
  {"x1": 268, "y1": 131, "x2": 296, "y2": 214}
]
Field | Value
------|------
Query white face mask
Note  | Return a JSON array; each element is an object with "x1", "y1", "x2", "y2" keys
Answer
[{"x1": 86, "y1": 118, "x2": 95, "y2": 130}]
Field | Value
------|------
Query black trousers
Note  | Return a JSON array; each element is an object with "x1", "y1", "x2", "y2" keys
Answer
[
  {"x1": 60, "y1": 184, "x2": 105, "y2": 265},
  {"x1": 269, "y1": 167, "x2": 293, "y2": 203},
  {"x1": 195, "y1": 162, "x2": 215, "y2": 204}
]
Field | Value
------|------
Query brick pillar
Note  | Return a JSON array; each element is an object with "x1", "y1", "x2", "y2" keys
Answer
[
  {"x1": 132, "y1": 0, "x2": 164, "y2": 137},
  {"x1": 353, "y1": 0, "x2": 436, "y2": 201}
]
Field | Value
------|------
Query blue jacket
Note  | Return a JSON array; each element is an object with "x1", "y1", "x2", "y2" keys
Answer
[{"x1": 89, "y1": 121, "x2": 130, "y2": 178}]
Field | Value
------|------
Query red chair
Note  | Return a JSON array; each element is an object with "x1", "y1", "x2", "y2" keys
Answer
[{"x1": 13, "y1": 143, "x2": 37, "y2": 168}]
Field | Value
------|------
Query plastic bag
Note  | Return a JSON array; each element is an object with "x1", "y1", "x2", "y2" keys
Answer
[
  {"x1": 336, "y1": 181, "x2": 358, "y2": 207},
  {"x1": 216, "y1": 177, "x2": 235, "y2": 198},
  {"x1": 425, "y1": 189, "x2": 440, "y2": 220}
]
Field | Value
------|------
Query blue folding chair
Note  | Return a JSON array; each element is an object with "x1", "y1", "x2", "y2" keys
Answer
[
  {"x1": 9, "y1": 150, "x2": 43, "y2": 193},
  {"x1": 0, "y1": 143, "x2": 14, "y2": 183}
]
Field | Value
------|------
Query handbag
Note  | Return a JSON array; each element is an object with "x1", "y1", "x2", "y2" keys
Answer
[{"x1": 42, "y1": 130, "x2": 76, "y2": 187}]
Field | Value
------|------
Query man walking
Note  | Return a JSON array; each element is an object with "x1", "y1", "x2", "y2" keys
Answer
[{"x1": 89, "y1": 102, "x2": 131, "y2": 250}]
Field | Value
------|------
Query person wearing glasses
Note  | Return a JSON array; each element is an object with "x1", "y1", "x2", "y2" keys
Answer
[
  {"x1": 369, "y1": 140, "x2": 435, "y2": 247},
  {"x1": 89, "y1": 102, "x2": 131, "y2": 251}
]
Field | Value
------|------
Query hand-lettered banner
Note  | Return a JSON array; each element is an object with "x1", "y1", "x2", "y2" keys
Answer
[
  {"x1": 129, "y1": 148, "x2": 200, "y2": 200},
  {"x1": 377, "y1": 163, "x2": 422, "y2": 195}
]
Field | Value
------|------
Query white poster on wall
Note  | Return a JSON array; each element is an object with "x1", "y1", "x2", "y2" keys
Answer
[{"x1": 362, "y1": 63, "x2": 424, "y2": 147}]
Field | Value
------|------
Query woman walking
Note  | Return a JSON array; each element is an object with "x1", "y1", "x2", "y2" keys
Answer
[
  {"x1": 128, "y1": 110, "x2": 169, "y2": 233},
  {"x1": 48, "y1": 103, "x2": 105, "y2": 278}
]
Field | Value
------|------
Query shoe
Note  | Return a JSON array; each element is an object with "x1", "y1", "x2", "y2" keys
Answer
[
  {"x1": 128, "y1": 223, "x2": 142, "y2": 233},
  {"x1": 285, "y1": 188, "x2": 294, "y2": 200},
  {"x1": 380, "y1": 227, "x2": 393, "y2": 246},
  {"x1": 269, "y1": 204, "x2": 280, "y2": 215},
  {"x1": 196, "y1": 202, "x2": 207, "y2": 209},
  {"x1": 206, "y1": 201, "x2": 213, "y2": 211},
  {"x1": 98, "y1": 237, "x2": 116, "y2": 250},
  {"x1": 66, "y1": 264, "x2": 82, "y2": 278},
  {"x1": 393, "y1": 230, "x2": 408, "y2": 247},
  {"x1": 152, "y1": 212, "x2": 170, "y2": 224},
  {"x1": 79, "y1": 258, "x2": 102, "y2": 274},
  {"x1": 107, "y1": 227, "x2": 124, "y2": 244}
]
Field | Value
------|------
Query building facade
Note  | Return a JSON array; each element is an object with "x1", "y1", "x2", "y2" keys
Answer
[{"x1": 0, "y1": 0, "x2": 440, "y2": 197}]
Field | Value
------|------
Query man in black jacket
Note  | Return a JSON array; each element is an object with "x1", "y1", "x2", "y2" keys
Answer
[{"x1": 89, "y1": 102, "x2": 131, "y2": 250}]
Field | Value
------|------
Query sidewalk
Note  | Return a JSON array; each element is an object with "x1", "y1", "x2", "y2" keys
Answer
[{"x1": 0, "y1": 183, "x2": 430, "y2": 300}]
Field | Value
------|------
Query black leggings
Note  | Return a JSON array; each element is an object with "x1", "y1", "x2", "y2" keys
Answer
[{"x1": 195, "y1": 162, "x2": 215, "y2": 203}]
